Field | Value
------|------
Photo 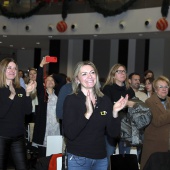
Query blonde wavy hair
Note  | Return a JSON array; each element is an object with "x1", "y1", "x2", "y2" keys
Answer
[{"x1": 72, "y1": 61, "x2": 104, "y2": 97}]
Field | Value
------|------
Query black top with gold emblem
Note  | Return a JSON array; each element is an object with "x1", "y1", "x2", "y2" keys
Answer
[
  {"x1": 63, "y1": 91, "x2": 120, "y2": 159},
  {"x1": 0, "y1": 86, "x2": 32, "y2": 137}
]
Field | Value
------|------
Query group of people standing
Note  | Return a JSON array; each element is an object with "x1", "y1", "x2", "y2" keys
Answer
[{"x1": 0, "y1": 56, "x2": 170, "y2": 170}]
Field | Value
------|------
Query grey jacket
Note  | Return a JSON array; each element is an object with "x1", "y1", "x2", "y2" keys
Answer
[{"x1": 121, "y1": 97, "x2": 152, "y2": 146}]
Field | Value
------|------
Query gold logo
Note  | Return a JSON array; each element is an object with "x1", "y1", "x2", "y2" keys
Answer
[
  {"x1": 100, "y1": 111, "x2": 107, "y2": 115},
  {"x1": 18, "y1": 94, "x2": 23, "y2": 97}
]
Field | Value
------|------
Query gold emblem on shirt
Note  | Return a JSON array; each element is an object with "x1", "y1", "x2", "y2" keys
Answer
[
  {"x1": 100, "y1": 111, "x2": 107, "y2": 115},
  {"x1": 18, "y1": 94, "x2": 23, "y2": 97}
]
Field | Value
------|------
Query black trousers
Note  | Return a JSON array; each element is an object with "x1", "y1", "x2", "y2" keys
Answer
[{"x1": 0, "y1": 135, "x2": 28, "y2": 170}]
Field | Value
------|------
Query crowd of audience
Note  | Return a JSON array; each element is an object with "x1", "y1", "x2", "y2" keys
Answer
[{"x1": 1, "y1": 56, "x2": 170, "y2": 170}]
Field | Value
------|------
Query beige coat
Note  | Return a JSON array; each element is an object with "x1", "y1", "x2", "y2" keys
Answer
[{"x1": 140, "y1": 93, "x2": 170, "y2": 169}]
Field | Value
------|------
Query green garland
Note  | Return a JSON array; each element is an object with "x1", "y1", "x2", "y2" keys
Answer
[
  {"x1": 88, "y1": 0, "x2": 138, "y2": 17},
  {"x1": 0, "y1": 1, "x2": 46, "y2": 19}
]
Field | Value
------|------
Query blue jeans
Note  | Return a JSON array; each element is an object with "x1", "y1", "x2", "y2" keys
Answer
[
  {"x1": 105, "y1": 136, "x2": 116, "y2": 162},
  {"x1": 118, "y1": 140, "x2": 131, "y2": 154},
  {"x1": 67, "y1": 153, "x2": 108, "y2": 170}
]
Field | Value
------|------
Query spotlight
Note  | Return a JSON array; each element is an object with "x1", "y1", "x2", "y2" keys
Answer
[
  {"x1": 145, "y1": 19, "x2": 151, "y2": 27},
  {"x1": 25, "y1": 25, "x2": 31, "y2": 31},
  {"x1": 48, "y1": 25, "x2": 54, "y2": 31},
  {"x1": 71, "y1": 24, "x2": 78, "y2": 31},
  {"x1": 2, "y1": 25, "x2": 7, "y2": 31},
  {"x1": 94, "y1": 23, "x2": 100, "y2": 29},
  {"x1": 119, "y1": 21, "x2": 126, "y2": 29}
]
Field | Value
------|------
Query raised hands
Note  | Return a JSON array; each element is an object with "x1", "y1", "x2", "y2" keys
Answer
[
  {"x1": 84, "y1": 90, "x2": 93, "y2": 119},
  {"x1": 112, "y1": 94, "x2": 128, "y2": 118},
  {"x1": 40, "y1": 56, "x2": 49, "y2": 68},
  {"x1": 26, "y1": 80, "x2": 37, "y2": 96}
]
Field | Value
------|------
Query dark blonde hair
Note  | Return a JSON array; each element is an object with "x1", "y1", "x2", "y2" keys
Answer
[
  {"x1": 0, "y1": 58, "x2": 20, "y2": 88},
  {"x1": 72, "y1": 61, "x2": 104, "y2": 97},
  {"x1": 103, "y1": 63, "x2": 130, "y2": 89}
]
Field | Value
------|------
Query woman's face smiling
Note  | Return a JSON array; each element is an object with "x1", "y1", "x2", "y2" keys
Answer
[
  {"x1": 5, "y1": 62, "x2": 17, "y2": 81},
  {"x1": 77, "y1": 65, "x2": 97, "y2": 91},
  {"x1": 155, "y1": 80, "x2": 169, "y2": 99}
]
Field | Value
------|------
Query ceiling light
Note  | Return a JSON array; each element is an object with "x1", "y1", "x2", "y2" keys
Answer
[
  {"x1": 25, "y1": 25, "x2": 31, "y2": 31},
  {"x1": 3, "y1": 35, "x2": 7, "y2": 37},
  {"x1": 93, "y1": 34, "x2": 98, "y2": 37},
  {"x1": 2, "y1": 25, "x2": 7, "y2": 31},
  {"x1": 145, "y1": 19, "x2": 151, "y2": 27},
  {"x1": 48, "y1": 36, "x2": 53, "y2": 38},
  {"x1": 119, "y1": 21, "x2": 126, "y2": 29},
  {"x1": 48, "y1": 25, "x2": 54, "y2": 31},
  {"x1": 9, "y1": 45, "x2": 13, "y2": 47},
  {"x1": 36, "y1": 42, "x2": 40, "y2": 45},
  {"x1": 94, "y1": 23, "x2": 100, "y2": 30},
  {"x1": 0, "y1": 42, "x2": 2, "y2": 43},
  {"x1": 138, "y1": 34, "x2": 143, "y2": 36},
  {"x1": 21, "y1": 47, "x2": 25, "y2": 50},
  {"x1": 71, "y1": 24, "x2": 78, "y2": 31}
]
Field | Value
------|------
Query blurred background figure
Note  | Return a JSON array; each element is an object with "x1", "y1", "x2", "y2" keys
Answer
[
  {"x1": 25, "y1": 68, "x2": 38, "y2": 124},
  {"x1": 144, "y1": 77, "x2": 155, "y2": 98},
  {"x1": 139, "y1": 70, "x2": 155, "y2": 92},
  {"x1": 32, "y1": 57, "x2": 61, "y2": 158}
]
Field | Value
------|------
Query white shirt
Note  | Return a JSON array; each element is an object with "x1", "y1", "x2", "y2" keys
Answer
[{"x1": 135, "y1": 91, "x2": 148, "y2": 102}]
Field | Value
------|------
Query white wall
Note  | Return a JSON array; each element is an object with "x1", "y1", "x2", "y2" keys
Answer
[
  {"x1": 0, "y1": 7, "x2": 169, "y2": 36},
  {"x1": 1, "y1": 7, "x2": 170, "y2": 79}
]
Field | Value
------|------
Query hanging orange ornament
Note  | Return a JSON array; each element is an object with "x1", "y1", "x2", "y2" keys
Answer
[
  {"x1": 156, "y1": 17, "x2": 168, "y2": 31},
  {"x1": 56, "y1": 21, "x2": 67, "y2": 32}
]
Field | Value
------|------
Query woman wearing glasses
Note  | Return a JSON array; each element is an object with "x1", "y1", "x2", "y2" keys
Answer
[
  {"x1": 141, "y1": 76, "x2": 170, "y2": 169},
  {"x1": 102, "y1": 64, "x2": 135, "y2": 162}
]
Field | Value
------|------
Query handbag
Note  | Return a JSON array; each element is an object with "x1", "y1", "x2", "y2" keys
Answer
[
  {"x1": 110, "y1": 154, "x2": 139, "y2": 170},
  {"x1": 143, "y1": 152, "x2": 170, "y2": 170}
]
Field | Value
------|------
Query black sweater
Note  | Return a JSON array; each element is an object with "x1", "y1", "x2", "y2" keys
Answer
[
  {"x1": 0, "y1": 86, "x2": 32, "y2": 137},
  {"x1": 63, "y1": 91, "x2": 120, "y2": 159},
  {"x1": 102, "y1": 84, "x2": 135, "y2": 104}
]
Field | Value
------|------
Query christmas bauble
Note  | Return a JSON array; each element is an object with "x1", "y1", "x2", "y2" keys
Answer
[
  {"x1": 56, "y1": 21, "x2": 67, "y2": 32},
  {"x1": 156, "y1": 18, "x2": 168, "y2": 31}
]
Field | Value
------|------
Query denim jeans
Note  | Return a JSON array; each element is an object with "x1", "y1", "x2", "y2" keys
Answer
[
  {"x1": 118, "y1": 140, "x2": 131, "y2": 154},
  {"x1": 67, "y1": 153, "x2": 108, "y2": 170},
  {"x1": 105, "y1": 136, "x2": 116, "y2": 163},
  {"x1": 105, "y1": 136, "x2": 131, "y2": 164}
]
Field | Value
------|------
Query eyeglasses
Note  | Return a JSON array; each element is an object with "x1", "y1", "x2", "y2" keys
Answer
[
  {"x1": 116, "y1": 70, "x2": 126, "y2": 74},
  {"x1": 157, "y1": 85, "x2": 169, "y2": 89}
]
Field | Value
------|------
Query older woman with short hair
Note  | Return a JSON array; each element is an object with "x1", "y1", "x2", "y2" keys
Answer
[{"x1": 141, "y1": 75, "x2": 170, "y2": 169}]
